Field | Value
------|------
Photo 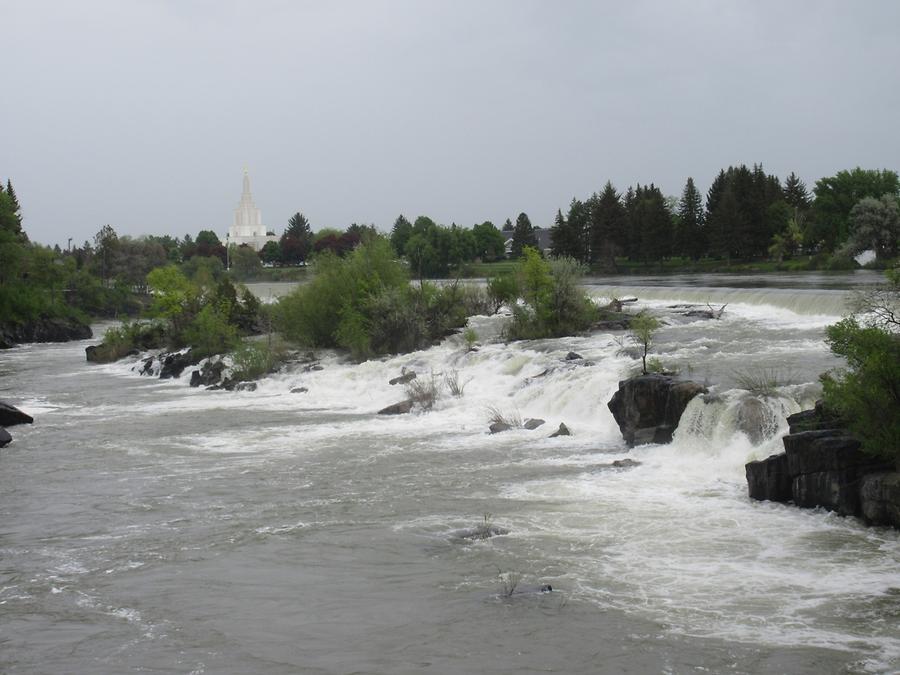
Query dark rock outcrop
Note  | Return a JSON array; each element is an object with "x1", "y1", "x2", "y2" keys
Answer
[
  {"x1": 784, "y1": 430, "x2": 891, "y2": 515},
  {"x1": 746, "y1": 411, "x2": 899, "y2": 529},
  {"x1": 159, "y1": 350, "x2": 202, "y2": 379},
  {"x1": 746, "y1": 453, "x2": 792, "y2": 502},
  {"x1": 0, "y1": 401, "x2": 34, "y2": 427},
  {"x1": 523, "y1": 418, "x2": 545, "y2": 430},
  {"x1": 189, "y1": 360, "x2": 226, "y2": 388},
  {"x1": 0, "y1": 317, "x2": 92, "y2": 350},
  {"x1": 607, "y1": 375, "x2": 707, "y2": 447},
  {"x1": 612, "y1": 458, "x2": 641, "y2": 469},
  {"x1": 291, "y1": 387, "x2": 308, "y2": 394},
  {"x1": 549, "y1": 423, "x2": 571, "y2": 437},
  {"x1": 564, "y1": 352, "x2": 583, "y2": 361},
  {"x1": 0, "y1": 428, "x2": 12, "y2": 447},
  {"x1": 859, "y1": 473, "x2": 900, "y2": 529},
  {"x1": 378, "y1": 400, "x2": 413, "y2": 415},
  {"x1": 489, "y1": 422, "x2": 512, "y2": 434}
]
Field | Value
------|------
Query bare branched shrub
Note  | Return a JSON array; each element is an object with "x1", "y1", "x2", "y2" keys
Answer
[
  {"x1": 486, "y1": 405, "x2": 522, "y2": 428},
  {"x1": 444, "y1": 369, "x2": 472, "y2": 397},
  {"x1": 405, "y1": 371, "x2": 442, "y2": 410},
  {"x1": 475, "y1": 513, "x2": 494, "y2": 540},
  {"x1": 733, "y1": 367, "x2": 796, "y2": 397},
  {"x1": 497, "y1": 568, "x2": 521, "y2": 598}
]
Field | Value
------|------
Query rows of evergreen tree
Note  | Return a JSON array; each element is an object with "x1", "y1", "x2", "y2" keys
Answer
[{"x1": 550, "y1": 165, "x2": 898, "y2": 268}]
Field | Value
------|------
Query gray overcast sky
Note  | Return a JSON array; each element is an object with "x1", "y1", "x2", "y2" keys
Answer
[{"x1": 3, "y1": 0, "x2": 899, "y2": 246}]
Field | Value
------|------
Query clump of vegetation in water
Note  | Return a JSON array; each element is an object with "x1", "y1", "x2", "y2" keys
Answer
[
  {"x1": 91, "y1": 321, "x2": 167, "y2": 363},
  {"x1": 503, "y1": 248, "x2": 598, "y2": 341},
  {"x1": 821, "y1": 265, "x2": 900, "y2": 459},
  {"x1": 230, "y1": 337, "x2": 289, "y2": 382},
  {"x1": 274, "y1": 236, "x2": 485, "y2": 361},
  {"x1": 486, "y1": 405, "x2": 522, "y2": 429},
  {"x1": 733, "y1": 366, "x2": 796, "y2": 397}
]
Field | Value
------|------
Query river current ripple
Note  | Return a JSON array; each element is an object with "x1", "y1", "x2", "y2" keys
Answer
[{"x1": 1, "y1": 275, "x2": 898, "y2": 674}]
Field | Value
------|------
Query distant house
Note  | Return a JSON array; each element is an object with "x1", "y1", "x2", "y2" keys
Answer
[{"x1": 502, "y1": 227, "x2": 554, "y2": 258}]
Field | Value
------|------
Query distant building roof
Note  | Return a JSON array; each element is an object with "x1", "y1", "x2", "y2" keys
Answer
[{"x1": 502, "y1": 228, "x2": 553, "y2": 255}]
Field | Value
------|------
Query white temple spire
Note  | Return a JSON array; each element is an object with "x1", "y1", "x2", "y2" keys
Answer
[{"x1": 227, "y1": 168, "x2": 276, "y2": 252}]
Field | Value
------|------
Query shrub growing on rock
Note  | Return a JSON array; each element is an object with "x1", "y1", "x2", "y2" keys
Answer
[{"x1": 822, "y1": 266, "x2": 900, "y2": 459}]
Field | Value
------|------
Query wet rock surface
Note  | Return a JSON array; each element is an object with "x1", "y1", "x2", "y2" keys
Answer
[
  {"x1": 607, "y1": 375, "x2": 707, "y2": 447},
  {"x1": 746, "y1": 404, "x2": 899, "y2": 529},
  {"x1": 378, "y1": 400, "x2": 414, "y2": 415}
]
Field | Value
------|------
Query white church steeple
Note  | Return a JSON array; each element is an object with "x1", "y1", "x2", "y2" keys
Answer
[{"x1": 226, "y1": 169, "x2": 277, "y2": 252}]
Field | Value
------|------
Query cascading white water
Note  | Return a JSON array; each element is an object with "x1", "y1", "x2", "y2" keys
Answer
[{"x1": 3, "y1": 277, "x2": 899, "y2": 674}]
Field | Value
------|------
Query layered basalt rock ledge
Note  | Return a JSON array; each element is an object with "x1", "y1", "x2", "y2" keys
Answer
[{"x1": 746, "y1": 402, "x2": 900, "y2": 529}]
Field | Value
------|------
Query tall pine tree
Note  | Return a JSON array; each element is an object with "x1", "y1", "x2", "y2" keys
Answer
[
  {"x1": 675, "y1": 177, "x2": 705, "y2": 259},
  {"x1": 510, "y1": 212, "x2": 538, "y2": 258}
]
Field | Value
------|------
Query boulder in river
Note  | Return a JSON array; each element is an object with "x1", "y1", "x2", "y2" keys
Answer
[
  {"x1": 523, "y1": 418, "x2": 545, "y2": 430},
  {"x1": 607, "y1": 374, "x2": 707, "y2": 447},
  {"x1": 549, "y1": 423, "x2": 571, "y2": 437},
  {"x1": 378, "y1": 400, "x2": 414, "y2": 415},
  {"x1": 489, "y1": 421, "x2": 512, "y2": 434},
  {"x1": 0, "y1": 401, "x2": 33, "y2": 427},
  {"x1": 0, "y1": 427, "x2": 12, "y2": 448},
  {"x1": 564, "y1": 352, "x2": 583, "y2": 361},
  {"x1": 291, "y1": 387, "x2": 309, "y2": 394}
]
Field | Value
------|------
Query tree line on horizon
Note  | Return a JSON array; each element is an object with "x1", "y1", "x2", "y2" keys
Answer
[{"x1": 3, "y1": 163, "x2": 898, "y2": 317}]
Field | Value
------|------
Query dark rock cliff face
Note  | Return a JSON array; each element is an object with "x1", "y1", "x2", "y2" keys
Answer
[
  {"x1": 746, "y1": 404, "x2": 899, "y2": 529},
  {"x1": 607, "y1": 374, "x2": 707, "y2": 447},
  {"x1": 0, "y1": 317, "x2": 92, "y2": 349}
]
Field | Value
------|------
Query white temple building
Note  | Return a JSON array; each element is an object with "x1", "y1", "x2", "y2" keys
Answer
[{"x1": 226, "y1": 169, "x2": 277, "y2": 252}]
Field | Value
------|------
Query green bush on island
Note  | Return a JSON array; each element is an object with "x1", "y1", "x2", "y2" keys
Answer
[
  {"x1": 274, "y1": 235, "x2": 486, "y2": 360},
  {"x1": 90, "y1": 321, "x2": 167, "y2": 363},
  {"x1": 822, "y1": 266, "x2": 900, "y2": 459},
  {"x1": 230, "y1": 338, "x2": 288, "y2": 382},
  {"x1": 504, "y1": 248, "x2": 598, "y2": 341}
]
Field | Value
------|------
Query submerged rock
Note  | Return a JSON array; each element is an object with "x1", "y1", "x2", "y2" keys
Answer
[
  {"x1": 612, "y1": 458, "x2": 641, "y2": 469},
  {"x1": 607, "y1": 374, "x2": 707, "y2": 447},
  {"x1": 0, "y1": 401, "x2": 33, "y2": 427},
  {"x1": 290, "y1": 387, "x2": 309, "y2": 394},
  {"x1": 489, "y1": 422, "x2": 512, "y2": 434},
  {"x1": 0, "y1": 427, "x2": 11, "y2": 447},
  {"x1": 564, "y1": 352, "x2": 583, "y2": 361},
  {"x1": 233, "y1": 382, "x2": 257, "y2": 392},
  {"x1": 451, "y1": 524, "x2": 510, "y2": 541},
  {"x1": 523, "y1": 418, "x2": 545, "y2": 430},
  {"x1": 378, "y1": 400, "x2": 413, "y2": 415},
  {"x1": 549, "y1": 423, "x2": 571, "y2": 437}
]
